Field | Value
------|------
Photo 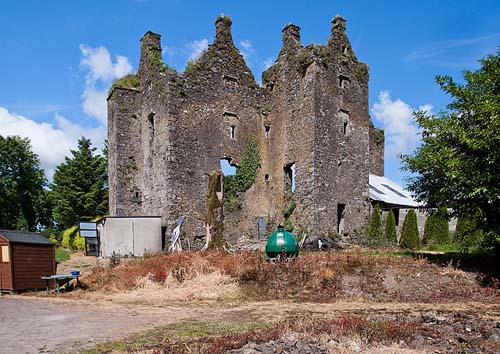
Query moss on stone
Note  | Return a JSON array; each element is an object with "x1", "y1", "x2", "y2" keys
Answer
[
  {"x1": 373, "y1": 128, "x2": 384, "y2": 147},
  {"x1": 184, "y1": 60, "x2": 198, "y2": 75},
  {"x1": 148, "y1": 48, "x2": 172, "y2": 73},
  {"x1": 297, "y1": 50, "x2": 313, "y2": 76},
  {"x1": 355, "y1": 64, "x2": 369, "y2": 84},
  {"x1": 282, "y1": 201, "x2": 296, "y2": 219},
  {"x1": 219, "y1": 15, "x2": 232, "y2": 26},
  {"x1": 109, "y1": 74, "x2": 140, "y2": 95}
]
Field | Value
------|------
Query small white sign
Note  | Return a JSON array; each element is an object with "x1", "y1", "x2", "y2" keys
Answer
[
  {"x1": 80, "y1": 230, "x2": 98, "y2": 238},
  {"x1": 79, "y1": 222, "x2": 97, "y2": 230}
]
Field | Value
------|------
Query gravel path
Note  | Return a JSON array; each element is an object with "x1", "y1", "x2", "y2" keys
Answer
[
  {"x1": 1, "y1": 295, "x2": 499, "y2": 354},
  {"x1": 0, "y1": 296, "x2": 191, "y2": 354}
]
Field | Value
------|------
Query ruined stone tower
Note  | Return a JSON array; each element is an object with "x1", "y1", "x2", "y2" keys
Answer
[{"x1": 108, "y1": 15, "x2": 384, "y2": 246}]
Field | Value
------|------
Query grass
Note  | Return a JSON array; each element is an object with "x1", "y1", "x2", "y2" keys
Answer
[
  {"x1": 421, "y1": 243, "x2": 462, "y2": 252},
  {"x1": 84, "y1": 315, "x2": 427, "y2": 354},
  {"x1": 55, "y1": 248, "x2": 74, "y2": 263},
  {"x1": 83, "y1": 320, "x2": 268, "y2": 353}
]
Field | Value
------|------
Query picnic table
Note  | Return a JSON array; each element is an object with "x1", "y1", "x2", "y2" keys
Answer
[{"x1": 41, "y1": 274, "x2": 80, "y2": 295}]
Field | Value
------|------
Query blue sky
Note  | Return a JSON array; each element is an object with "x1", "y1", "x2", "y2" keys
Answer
[{"x1": 1, "y1": 0, "x2": 499, "y2": 185}]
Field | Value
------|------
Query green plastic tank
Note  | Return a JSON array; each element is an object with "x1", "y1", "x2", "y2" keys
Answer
[{"x1": 265, "y1": 226, "x2": 299, "y2": 260}]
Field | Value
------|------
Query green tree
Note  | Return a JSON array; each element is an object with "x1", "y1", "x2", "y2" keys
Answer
[
  {"x1": 422, "y1": 214, "x2": 436, "y2": 245},
  {"x1": 384, "y1": 210, "x2": 397, "y2": 245},
  {"x1": 0, "y1": 135, "x2": 46, "y2": 230},
  {"x1": 422, "y1": 208, "x2": 449, "y2": 246},
  {"x1": 402, "y1": 49, "x2": 500, "y2": 253},
  {"x1": 51, "y1": 137, "x2": 108, "y2": 229},
  {"x1": 455, "y1": 215, "x2": 483, "y2": 252},
  {"x1": 368, "y1": 203, "x2": 383, "y2": 245},
  {"x1": 400, "y1": 209, "x2": 421, "y2": 250},
  {"x1": 433, "y1": 207, "x2": 450, "y2": 245}
]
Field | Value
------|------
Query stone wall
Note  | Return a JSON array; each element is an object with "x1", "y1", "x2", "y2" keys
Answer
[{"x1": 108, "y1": 15, "x2": 384, "y2": 247}]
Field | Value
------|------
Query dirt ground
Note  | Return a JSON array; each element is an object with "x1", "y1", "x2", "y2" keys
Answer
[
  {"x1": 1, "y1": 294, "x2": 499, "y2": 354},
  {"x1": 2, "y1": 250, "x2": 498, "y2": 353},
  {"x1": 56, "y1": 251, "x2": 106, "y2": 275}
]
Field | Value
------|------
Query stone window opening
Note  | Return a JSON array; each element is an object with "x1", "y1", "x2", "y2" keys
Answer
[
  {"x1": 148, "y1": 113, "x2": 155, "y2": 133},
  {"x1": 284, "y1": 162, "x2": 296, "y2": 193},
  {"x1": 338, "y1": 75, "x2": 350, "y2": 89},
  {"x1": 220, "y1": 158, "x2": 237, "y2": 176},
  {"x1": 341, "y1": 44, "x2": 347, "y2": 55},
  {"x1": 230, "y1": 125, "x2": 236, "y2": 139},
  {"x1": 132, "y1": 187, "x2": 142, "y2": 204},
  {"x1": 339, "y1": 109, "x2": 350, "y2": 135},
  {"x1": 265, "y1": 174, "x2": 269, "y2": 182},
  {"x1": 223, "y1": 74, "x2": 239, "y2": 90},
  {"x1": 337, "y1": 203, "x2": 346, "y2": 234},
  {"x1": 264, "y1": 124, "x2": 271, "y2": 138}
]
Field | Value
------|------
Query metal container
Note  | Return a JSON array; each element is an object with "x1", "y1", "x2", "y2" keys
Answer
[{"x1": 265, "y1": 226, "x2": 299, "y2": 260}]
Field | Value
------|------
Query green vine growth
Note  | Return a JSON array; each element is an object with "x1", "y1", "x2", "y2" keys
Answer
[
  {"x1": 148, "y1": 48, "x2": 171, "y2": 73},
  {"x1": 223, "y1": 137, "x2": 260, "y2": 210}
]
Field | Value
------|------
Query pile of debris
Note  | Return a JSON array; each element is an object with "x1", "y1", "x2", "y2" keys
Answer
[{"x1": 227, "y1": 333, "x2": 327, "y2": 354}]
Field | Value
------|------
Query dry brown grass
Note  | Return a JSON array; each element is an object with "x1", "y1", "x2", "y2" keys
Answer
[
  {"x1": 144, "y1": 315, "x2": 429, "y2": 354},
  {"x1": 80, "y1": 249, "x2": 500, "y2": 304}
]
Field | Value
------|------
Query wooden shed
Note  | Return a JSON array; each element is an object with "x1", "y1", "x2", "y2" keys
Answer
[{"x1": 0, "y1": 230, "x2": 56, "y2": 292}]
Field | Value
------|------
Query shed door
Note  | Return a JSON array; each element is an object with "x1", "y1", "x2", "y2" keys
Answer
[{"x1": 0, "y1": 245, "x2": 11, "y2": 289}]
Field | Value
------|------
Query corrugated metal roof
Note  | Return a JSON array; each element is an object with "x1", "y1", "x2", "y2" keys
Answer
[
  {"x1": 369, "y1": 174, "x2": 421, "y2": 208},
  {"x1": 0, "y1": 230, "x2": 54, "y2": 245}
]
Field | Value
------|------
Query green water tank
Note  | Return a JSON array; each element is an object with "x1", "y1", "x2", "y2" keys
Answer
[{"x1": 265, "y1": 226, "x2": 299, "y2": 260}]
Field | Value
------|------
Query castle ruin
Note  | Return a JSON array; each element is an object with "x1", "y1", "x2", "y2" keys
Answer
[{"x1": 107, "y1": 15, "x2": 384, "y2": 246}]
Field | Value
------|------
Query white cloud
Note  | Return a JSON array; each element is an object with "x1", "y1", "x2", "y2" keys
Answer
[
  {"x1": 239, "y1": 39, "x2": 252, "y2": 50},
  {"x1": 239, "y1": 39, "x2": 254, "y2": 62},
  {"x1": 371, "y1": 90, "x2": 431, "y2": 161},
  {"x1": 262, "y1": 57, "x2": 275, "y2": 70},
  {"x1": 79, "y1": 45, "x2": 133, "y2": 124},
  {"x1": 0, "y1": 106, "x2": 106, "y2": 181},
  {"x1": 404, "y1": 33, "x2": 500, "y2": 66},
  {"x1": 188, "y1": 39, "x2": 208, "y2": 61},
  {"x1": 82, "y1": 87, "x2": 108, "y2": 125}
]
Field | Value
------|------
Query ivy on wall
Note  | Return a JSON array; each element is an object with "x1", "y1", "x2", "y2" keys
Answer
[{"x1": 224, "y1": 137, "x2": 260, "y2": 209}]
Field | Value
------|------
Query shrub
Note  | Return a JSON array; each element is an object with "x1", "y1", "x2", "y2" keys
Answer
[
  {"x1": 422, "y1": 214, "x2": 436, "y2": 245},
  {"x1": 455, "y1": 216, "x2": 483, "y2": 252},
  {"x1": 368, "y1": 204, "x2": 383, "y2": 245},
  {"x1": 433, "y1": 207, "x2": 450, "y2": 245},
  {"x1": 384, "y1": 210, "x2": 397, "y2": 245},
  {"x1": 40, "y1": 226, "x2": 62, "y2": 245},
  {"x1": 61, "y1": 225, "x2": 85, "y2": 250},
  {"x1": 400, "y1": 209, "x2": 421, "y2": 250},
  {"x1": 424, "y1": 207, "x2": 450, "y2": 246}
]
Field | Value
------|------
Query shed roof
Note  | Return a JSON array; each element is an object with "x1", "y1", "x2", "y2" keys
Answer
[
  {"x1": 0, "y1": 230, "x2": 54, "y2": 245},
  {"x1": 369, "y1": 174, "x2": 422, "y2": 209}
]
